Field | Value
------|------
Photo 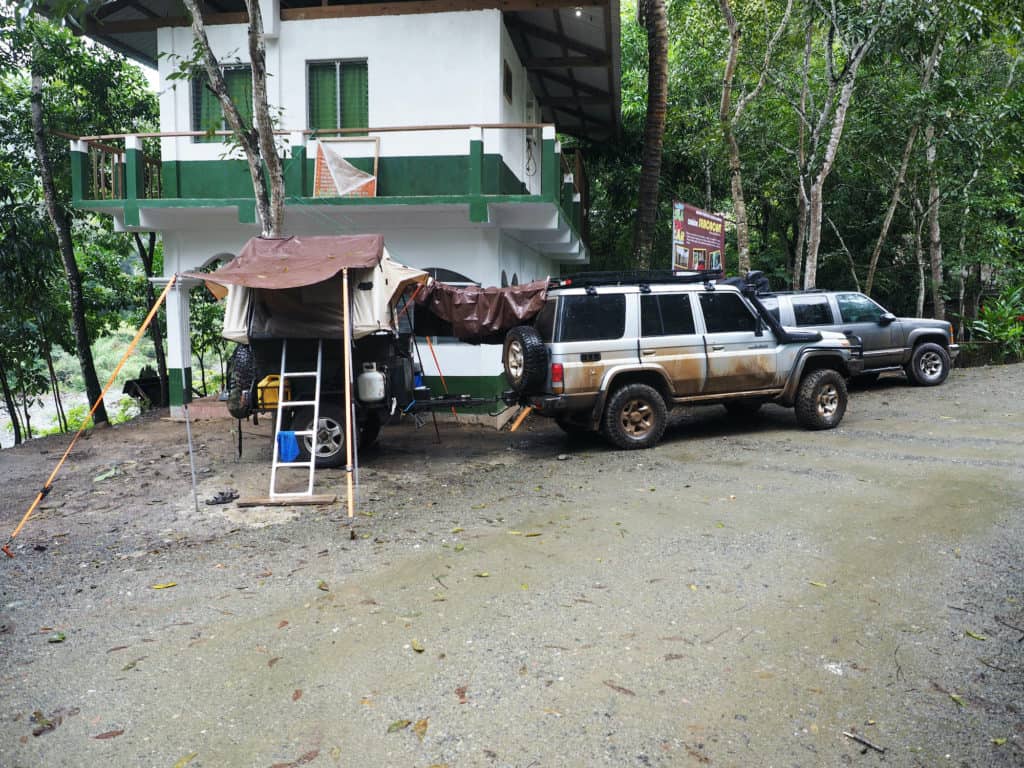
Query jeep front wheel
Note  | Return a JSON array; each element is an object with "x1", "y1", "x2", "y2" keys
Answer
[
  {"x1": 503, "y1": 326, "x2": 547, "y2": 394},
  {"x1": 794, "y1": 369, "x2": 847, "y2": 430},
  {"x1": 602, "y1": 383, "x2": 668, "y2": 450}
]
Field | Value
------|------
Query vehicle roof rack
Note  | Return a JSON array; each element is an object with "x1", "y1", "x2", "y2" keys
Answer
[
  {"x1": 756, "y1": 288, "x2": 829, "y2": 297},
  {"x1": 552, "y1": 269, "x2": 725, "y2": 289}
]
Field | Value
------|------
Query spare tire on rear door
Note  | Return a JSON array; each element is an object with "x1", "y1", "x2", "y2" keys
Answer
[{"x1": 503, "y1": 325, "x2": 547, "y2": 394}]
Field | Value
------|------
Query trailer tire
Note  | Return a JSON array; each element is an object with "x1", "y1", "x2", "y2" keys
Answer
[
  {"x1": 503, "y1": 326, "x2": 547, "y2": 394},
  {"x1": 291, "y1": 404, "x2": 347, "y2": 469},
  {"x1": 226, "y1": 344, "x2": 255, "y2": 419}
]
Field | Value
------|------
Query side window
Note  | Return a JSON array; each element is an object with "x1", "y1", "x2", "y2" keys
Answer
[
  {"x1": 758, "y1": 296, "x2": 781, "y2": 322},
  {"x1": 837, "y1": 293, "x2": 884, "y2": 323},
  {"x1": 642, "y1": 294, "x2": 696, "y2": 337},
  {"x1": 558, "y1": 294, "x2": 626, "y2": 342},
  {"x1": 534, "y1": 299, "x2": 556, "y2": 343},
  {"x1": 699, "y1": 292, "x2": 757, "y2": 334},
  {"x1": 792, "y1": 296, "x2": 834, "y2": 326},
  {"x1": 193, "y1": 66, "x2": 252, "y2": 143}
]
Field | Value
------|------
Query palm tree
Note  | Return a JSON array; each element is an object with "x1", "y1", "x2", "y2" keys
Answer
[{"x1": 634, "y1": 0, "x2": 668, "y2": 269}]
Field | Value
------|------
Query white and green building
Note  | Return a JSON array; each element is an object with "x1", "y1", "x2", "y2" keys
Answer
[{"x1": 67, "y1": 0, "x2": 621, "y2": 415}]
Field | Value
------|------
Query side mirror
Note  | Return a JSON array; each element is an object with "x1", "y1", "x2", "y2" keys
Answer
[{"x1": 879, "y1": 312, "x2": 896, "y2": 326}]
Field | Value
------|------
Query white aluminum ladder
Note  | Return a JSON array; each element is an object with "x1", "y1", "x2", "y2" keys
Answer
[{"x1": 269, "y1": 339, "x2": 323, "y2": 498}]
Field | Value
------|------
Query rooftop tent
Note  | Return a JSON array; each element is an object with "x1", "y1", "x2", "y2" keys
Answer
[{"x1": 185, "y1": 235, "x2": 428, "y2": 342}]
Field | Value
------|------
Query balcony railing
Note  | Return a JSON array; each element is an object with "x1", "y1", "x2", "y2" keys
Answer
[{"x1": 69, "y1": 124, "x2": 587, "y2": 243}]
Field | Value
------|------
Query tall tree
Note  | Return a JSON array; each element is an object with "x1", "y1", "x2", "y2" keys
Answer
[
  {"x1": 718, "y1": 0, "x2": 792, "y2": 273},
  {"x1": 634, "y1": 0, "x2": 669, "y2": 267}
]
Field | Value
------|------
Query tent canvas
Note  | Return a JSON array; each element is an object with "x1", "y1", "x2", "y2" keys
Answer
[{"x1": 184, "y1": 235, "x2": 428, "y2": 342}]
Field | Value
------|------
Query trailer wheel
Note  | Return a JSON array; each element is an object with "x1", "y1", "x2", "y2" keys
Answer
[
  {"x1": 290, "y1": 405, "x2": 347, "y2": 468},
  {"x1": 503, "y1": 326, "x2": 547, "y2": 394}
]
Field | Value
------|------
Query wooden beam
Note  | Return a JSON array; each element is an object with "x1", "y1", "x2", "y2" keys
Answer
[
  {"x1": 504, "y1": 14, "x2": 607, "y2": 59},
  {"x1": 525, "y1": 55, "x2": 607, "y2": 69},
  {"x1": 84, "y1": 11, "x2": 247, "y2": 34},
  {"x1": 236, "y1": 494, "x2": 337, "y2": 507},
  {"x1": 283, "y1": 0, "x2": 608, "y2": 22}
]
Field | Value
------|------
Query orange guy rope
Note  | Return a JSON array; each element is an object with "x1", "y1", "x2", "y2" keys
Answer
[
  {"x1": 425, "y1": 335, "x2": 458, "y2": 418},
  {"x1": 3, "y1": 275, "x2": 178, "y2": 558}
]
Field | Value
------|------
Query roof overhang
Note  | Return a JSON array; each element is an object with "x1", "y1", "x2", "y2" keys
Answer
[{"x1": 53, "y1": 0, "x2": 621, "y2": 142}]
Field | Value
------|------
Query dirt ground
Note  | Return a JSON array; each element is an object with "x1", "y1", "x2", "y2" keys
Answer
[{"x1": 1, "y1": 364, "x2": 1022, "y2": 768}]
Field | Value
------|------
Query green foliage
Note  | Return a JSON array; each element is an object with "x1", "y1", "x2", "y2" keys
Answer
[{"x1": 971, "y1": 285, "x2": 1024, "y2": 359}]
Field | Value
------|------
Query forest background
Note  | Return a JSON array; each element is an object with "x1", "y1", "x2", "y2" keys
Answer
[{"x1": 0, "y1": 0, "x2": 1022, "y2": 446}]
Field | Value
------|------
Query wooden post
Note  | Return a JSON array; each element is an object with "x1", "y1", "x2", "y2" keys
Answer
[{"x1": 342, "y1": 268, "x2": 355, "y2": 518}]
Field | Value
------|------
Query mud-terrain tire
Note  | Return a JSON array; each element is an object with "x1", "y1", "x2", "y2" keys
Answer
[
  {"x1": 794, "y1": 369, "x2": 847, "y2": 430},
  {"x1": 905, "y1": 342, "x2": 950, "y2": 386},
  {"x1": 226, "y1": 344, "x2": 256, "y2": 419},
  {"x1": 723, "y1": 399, "x2": 763, "y2": 419},
  {"x1": 290, "y1": 404, "x2": 347, "y2": 468},
  {"x1": 601, "y1": 383, "x2": 668, "y2": 450},
  {"x1": 503, "y1": 326, "x2": 547, "y2": 394}
]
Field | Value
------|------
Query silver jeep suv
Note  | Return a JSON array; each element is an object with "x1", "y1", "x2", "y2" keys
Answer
[{"x1": 502, "y1": 272, "x2": 863, "y2": 449}]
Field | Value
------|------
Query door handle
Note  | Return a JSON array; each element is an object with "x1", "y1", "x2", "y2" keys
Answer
[
  {"x1": 641, "y1": 349, "x2": 656, "y2": 356},
  {"x1": 711, "y1": 345, "x2": 725, "y2": 351}
]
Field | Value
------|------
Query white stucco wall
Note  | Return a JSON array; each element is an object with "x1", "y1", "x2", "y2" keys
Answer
[{"x1": 158, "y1": 11, "x2": 535, "y2": 168}]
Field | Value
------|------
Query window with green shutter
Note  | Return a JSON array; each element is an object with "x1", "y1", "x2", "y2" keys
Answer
[
  {"x1": 307, "y1": 60, "x2": 368, "y2": 135},
  {"x1": 192, "y1": 66, "x2": 253, "y2": 143}
]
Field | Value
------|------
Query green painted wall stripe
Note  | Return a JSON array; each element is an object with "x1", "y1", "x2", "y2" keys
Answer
[{"x1": 168, "y1": 367, "x2": 193, "y2": 407}]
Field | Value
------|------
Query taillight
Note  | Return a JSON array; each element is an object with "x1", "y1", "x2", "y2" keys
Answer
[{"x1": 551, "y1": 363, "x2": 564, "y2": 394}]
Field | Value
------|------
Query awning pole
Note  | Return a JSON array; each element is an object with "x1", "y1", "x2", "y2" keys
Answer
[{"x1": 342, "y1": 268, "x2": 355, "y2": 519}]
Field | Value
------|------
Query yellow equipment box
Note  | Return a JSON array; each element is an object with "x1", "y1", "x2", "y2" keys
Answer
[{"x1": 256, "y1": 375, "x2": 292, "y2": 409}]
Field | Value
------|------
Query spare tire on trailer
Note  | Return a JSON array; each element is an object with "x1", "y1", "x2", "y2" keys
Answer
[
  {"x1": 226, "y1": 344, "x2": 256, "y2": 419},
  {"x1": 503, "y1": 325, "x2": 547, "y2": 394}
]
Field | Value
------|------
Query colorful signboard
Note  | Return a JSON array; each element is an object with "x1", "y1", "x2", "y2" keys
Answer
[{"x1": 672, "y1": 202, "x2": 725, "y2": 273}]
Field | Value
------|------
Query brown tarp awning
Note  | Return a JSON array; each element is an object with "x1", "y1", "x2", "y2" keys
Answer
[
  {"x1": 415, "y1": 279, "x2": 548, "y2": 343},
  {"x1": 183, "y1": 234, "x2": 385, "y2": 289}
]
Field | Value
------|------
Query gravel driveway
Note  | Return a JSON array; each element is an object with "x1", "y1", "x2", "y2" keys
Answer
[{"x1": 1, "y1": 364, "x2": 1022, "y2": 767}]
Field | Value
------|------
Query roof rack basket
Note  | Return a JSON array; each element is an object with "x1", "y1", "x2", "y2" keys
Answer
[{"x1": 553, "y1": 269, "x2": 724, "y2": 288}]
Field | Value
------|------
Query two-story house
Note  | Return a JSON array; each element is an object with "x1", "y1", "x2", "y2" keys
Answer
[{"x1": 65, "y1": 0, "x2": 621, "y2": 417}]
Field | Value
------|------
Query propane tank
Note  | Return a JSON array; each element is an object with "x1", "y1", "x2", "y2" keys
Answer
[{"x1": 357, "y1": 363, "x2": 386, "y2": 402}]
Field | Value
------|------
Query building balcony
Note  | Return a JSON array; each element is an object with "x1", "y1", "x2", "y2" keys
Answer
[{"x1": 70, "y1": 124, "x2": 590, "y2": 262}]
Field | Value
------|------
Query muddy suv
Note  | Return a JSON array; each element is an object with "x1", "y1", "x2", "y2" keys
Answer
[
  {"x1": 502, "y1": 272, "x2": 863, "y2": 449},
  {"x1": 755, "y1": 290, "x2": 958, "y2": 386}
]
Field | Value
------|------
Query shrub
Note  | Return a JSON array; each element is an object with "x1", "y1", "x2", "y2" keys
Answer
[{"x1": 971, "y1": 286, "x2": 1024, "y2": 362}]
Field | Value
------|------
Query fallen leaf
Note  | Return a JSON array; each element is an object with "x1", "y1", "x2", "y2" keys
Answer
[
  {"x1": 454, "y1": 544, "x2": 465, "y2": 552},
  {"x1": 809, "y1": 581, "x2": 828, "y2": 588},
  {"x1": 524, "y1": 532, "x2": 542, "y2": 538},
  {"x1": 268, "y1": 657, "x2": 281, "y2": 668},
  {"x1": 455, "y1": 685, "x2": 468, "y2": 704},
  {"x1": 93, "y1": 467, "x2": 118, "y2": 483},
  {"x1": 317, "y1": 580, "x2": 329, "y2": 592},
  {"x1": 410, "y1": 639, "x2": 425, "y2": 653},
  {"x1": 47, "y1": 632, "x2": 65, "y2": 643},
  {"x1": 172, "y1": 752, "x2": 199, "y2": 768},
  {"x1": 950, "y1": 694, "x2": 965, "y2": 707},
  {"x1": 965, "y1": 630, "x2": 987, "y2": 641},
  {"x1": 106, "y1": 645, "x2": 129, "y2": 653},
  {"x1": 278, "y1": 620, "x2": 289, "y2": 629},
  {"x1": 450, "y1": 527, "x2": 464, "y2": 533},
  {"x1": 689, "y1": 584, "x2": 698, "y2": 592},
  {"x1": 413, "y1": 718, "x2": 429, "y2": 741},
  {"x1": 292, "y1": 689, "x2": 302, "y2": 701},
  {"x1": 992, "y1": 737, "x2": 1006, "y2": 746},
  {"x1": 30, "y1": 711, "x2": 55, "y2": 737},
  {"x1": 475, "y1": 572, "x2": 490, "y2": 578},
  {"x1": 151, "y1": 582, "x2": 177, "y2": 590},
  {"x1": 507, "y1": 530, "x2": 522, "y2": 536},
  {"x1": 93, "y1": 729, "x2": 125, "y2": 740},
  {"x1": 387, "y1": 719, "x2": 411, "y2": 733},
  {"x1": 603, "y1": 680, "x2": 636, "y2": 696}
]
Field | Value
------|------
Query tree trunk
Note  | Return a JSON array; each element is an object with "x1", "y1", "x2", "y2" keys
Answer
[
  {"x1": 718, "y1": 0, "x2": 792, "y2": 274},
  {"x1": 865, "y1": 32, "x2": 943, "y2": 296},
  {"x1": 912, "y1": 198, "x2": 926, "y2": 317},
  {"x1": 925, "y1": 123, "x2": 944, "y2": 319},
  {"x1": 134, "y1": 233, "x2": 169, "y2": 407},
  {"x1": 29, "y1": 68, "x2": 109, "y2": 426},
  {"x1": 181, "y1": 0, "x2": 280, "y2": 237},
  {"x1": 245, "y1": 0, "x2": 284, "y2": 237},
  {"x1": 633, "y1": 0, "x2": 668, "y2": 269},
  {"x1": 42, "y1": 344, "x2": 67, "y2": 433},
  {"x1": 0, "y1": 356, "x2": 22, "y2": 447},
  {"x1": 803, "y1": 39, "x2": 871, "y2": 289},
  {"x1": 791, "y1": 21, "x2": 813, "y2": 289}
]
